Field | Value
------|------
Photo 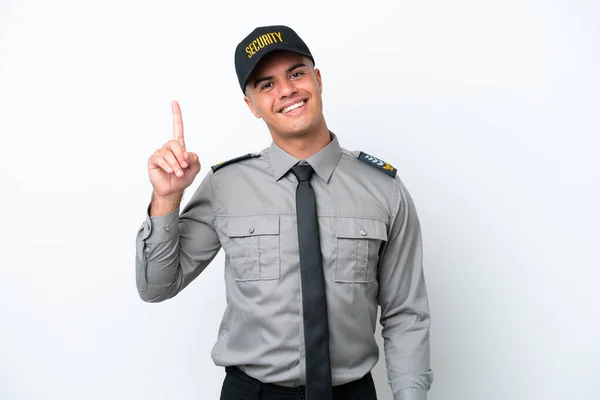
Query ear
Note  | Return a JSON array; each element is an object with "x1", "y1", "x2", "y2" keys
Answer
[
  {"x1": 314, "y1": 68, "x2": 323, "y2": 94},
  {"x1": 244, "y1": 95, "x2": 261, "y2": 119}
]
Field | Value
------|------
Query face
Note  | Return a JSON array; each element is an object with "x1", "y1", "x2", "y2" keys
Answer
[{"x1": 244, "y1": 51, "x2": 324, "y2": 141}]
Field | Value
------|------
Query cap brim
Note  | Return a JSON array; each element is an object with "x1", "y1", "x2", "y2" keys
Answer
[{"x1": 241, "y1": 44, "x2": 314, "y2": 93}]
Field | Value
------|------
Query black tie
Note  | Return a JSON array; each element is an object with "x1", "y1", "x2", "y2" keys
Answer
[{"x1": 291, "y1": 164, "x2": 333, "y2": 400}]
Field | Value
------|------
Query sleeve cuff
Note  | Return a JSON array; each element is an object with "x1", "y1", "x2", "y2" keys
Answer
[
  {"x1": 394, "y1": 389, "x2": 427, "y2": 400},
  {"x1": 141, "y1": 205, "x2": 180, "y2": 243}
]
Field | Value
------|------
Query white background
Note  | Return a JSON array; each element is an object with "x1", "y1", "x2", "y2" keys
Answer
[{"x1": 1, "y1": 0, "x2": 599, "y2": 399}]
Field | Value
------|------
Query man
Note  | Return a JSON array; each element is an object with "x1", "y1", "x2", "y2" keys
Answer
[{"x1": 136, "y1": 25, "x2": 433, "y2": 400}]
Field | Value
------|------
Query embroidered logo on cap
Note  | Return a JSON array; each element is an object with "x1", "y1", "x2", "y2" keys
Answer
[{"x1": 245, "y1": 32, "x2": 285, "y2": 59}]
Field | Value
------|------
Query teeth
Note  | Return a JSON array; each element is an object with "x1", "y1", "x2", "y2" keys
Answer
[{"x1": 282, "y1": 101, "x2": 305, "y2": 113}]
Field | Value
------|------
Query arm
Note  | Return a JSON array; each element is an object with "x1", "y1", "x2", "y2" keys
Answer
[
  {"x1": 135, "y1": 100, "x2": 220, "y2": 302},
  {"x1": 135, "y1": 172, "x2": 221, "y2": 302},
  {"x1": 377, "y1": 178, "x2": 433, "y2": 400}
]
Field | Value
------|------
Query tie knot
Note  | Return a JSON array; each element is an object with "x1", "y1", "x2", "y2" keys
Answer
[{"x1": 291, "y1": 164, "x2": 314, "y2": 182}]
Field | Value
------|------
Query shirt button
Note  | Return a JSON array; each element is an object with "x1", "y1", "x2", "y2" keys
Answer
[
  {"x1": 249, "y1": 226, "x2": 255, "y2": 234},
  {"x1": 360, "y1": 229, "x2": 367, "y2": 236}
]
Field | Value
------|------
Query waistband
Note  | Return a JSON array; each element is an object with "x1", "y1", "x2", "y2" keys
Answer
[{"x1": 224, "y1": 366, "x2": 373, "y2": 395}]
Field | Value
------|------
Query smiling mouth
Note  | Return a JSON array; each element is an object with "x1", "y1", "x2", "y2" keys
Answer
[{"x1": 281, "y1": 100, "x2": 306, "y2": 114}]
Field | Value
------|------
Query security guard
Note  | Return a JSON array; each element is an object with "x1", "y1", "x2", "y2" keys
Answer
[{"x1": 136, "y1": 25, "x2": 433, "y2": 400}]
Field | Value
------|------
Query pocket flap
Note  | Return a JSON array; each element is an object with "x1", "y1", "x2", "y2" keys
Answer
[
  {"x1": 224, "y1": 215, "x2": 279, "y2": 237},
  {"x1": 335, "y1": 218, "x2": 388, "y2": 241}
]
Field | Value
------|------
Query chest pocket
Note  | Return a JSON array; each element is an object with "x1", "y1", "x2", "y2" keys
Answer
[
  {"x1": 223, "y1": 215, "x2": 280, "y2": 281},
  {"x1": 335, "y1": 217, "x2": 388, "y2": 283}
]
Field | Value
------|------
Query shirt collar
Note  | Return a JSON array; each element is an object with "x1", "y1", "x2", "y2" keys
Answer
[{"x1": 268, "y1": 132, "x2": 342, "y2": 183}]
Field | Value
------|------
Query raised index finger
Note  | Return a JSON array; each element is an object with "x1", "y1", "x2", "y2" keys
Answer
[{"x1": 171, "y1": 100, "x2": 185, "y2": 148}]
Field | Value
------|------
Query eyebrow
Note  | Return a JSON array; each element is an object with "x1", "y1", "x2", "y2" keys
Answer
[{"x1": 252, "y1": 63, "x2": 307, "y2": 89}]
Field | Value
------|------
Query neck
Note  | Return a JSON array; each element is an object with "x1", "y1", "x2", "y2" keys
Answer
[{"x1": 271, "y1": 120, "x2": 332, "y2": 160}]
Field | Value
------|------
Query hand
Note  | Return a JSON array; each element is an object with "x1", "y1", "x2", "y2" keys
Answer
[{"x1": 148, "y1": 100, "x2": 201, "y2": 199}]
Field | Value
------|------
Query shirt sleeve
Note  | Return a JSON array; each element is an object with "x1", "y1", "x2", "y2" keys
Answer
[
  {"x1": 377, "y1": 177, "x2": 434, "y2": 400},
  {"x1": 135, "y1": 171, "x2": 222, "y2": 302}
]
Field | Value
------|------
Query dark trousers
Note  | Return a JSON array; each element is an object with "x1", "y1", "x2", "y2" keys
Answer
[{"x1": 220, "y1": 366, "x2": 378, "y2": 400}]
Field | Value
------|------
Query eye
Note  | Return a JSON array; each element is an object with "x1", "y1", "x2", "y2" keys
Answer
[
  {"x1": 291, "y1": 71, "x2": 304, "y2": 79},
  {"x1": 261, "y1": 81, "x2": 273, "y2": 90}
]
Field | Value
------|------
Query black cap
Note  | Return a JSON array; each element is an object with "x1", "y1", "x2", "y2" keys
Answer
[{"x1": 235, "y1": 25, "x2": 315, "y2": 93}]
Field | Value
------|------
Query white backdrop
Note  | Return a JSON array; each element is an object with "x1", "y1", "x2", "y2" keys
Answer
[{"x1": 1, "y1": 0, "x2": 599, "y2": 399}]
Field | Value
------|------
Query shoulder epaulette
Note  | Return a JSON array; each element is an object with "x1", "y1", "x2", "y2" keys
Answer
[
  {"x1": 357, "y1": 151, "x2": 397, "y2": 177},
  {"x1": 211, "y1": 153, "x2": 260, "y2": 172}
]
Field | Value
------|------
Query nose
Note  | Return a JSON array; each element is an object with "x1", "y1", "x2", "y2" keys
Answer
[{"x1": 278, "y1": 78, "x2": 298, "y2": 99}]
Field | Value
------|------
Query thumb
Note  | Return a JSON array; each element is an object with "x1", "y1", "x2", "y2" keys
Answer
[{"x1": 187, "y1": 152, "x2": 201, "y2": 174}]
